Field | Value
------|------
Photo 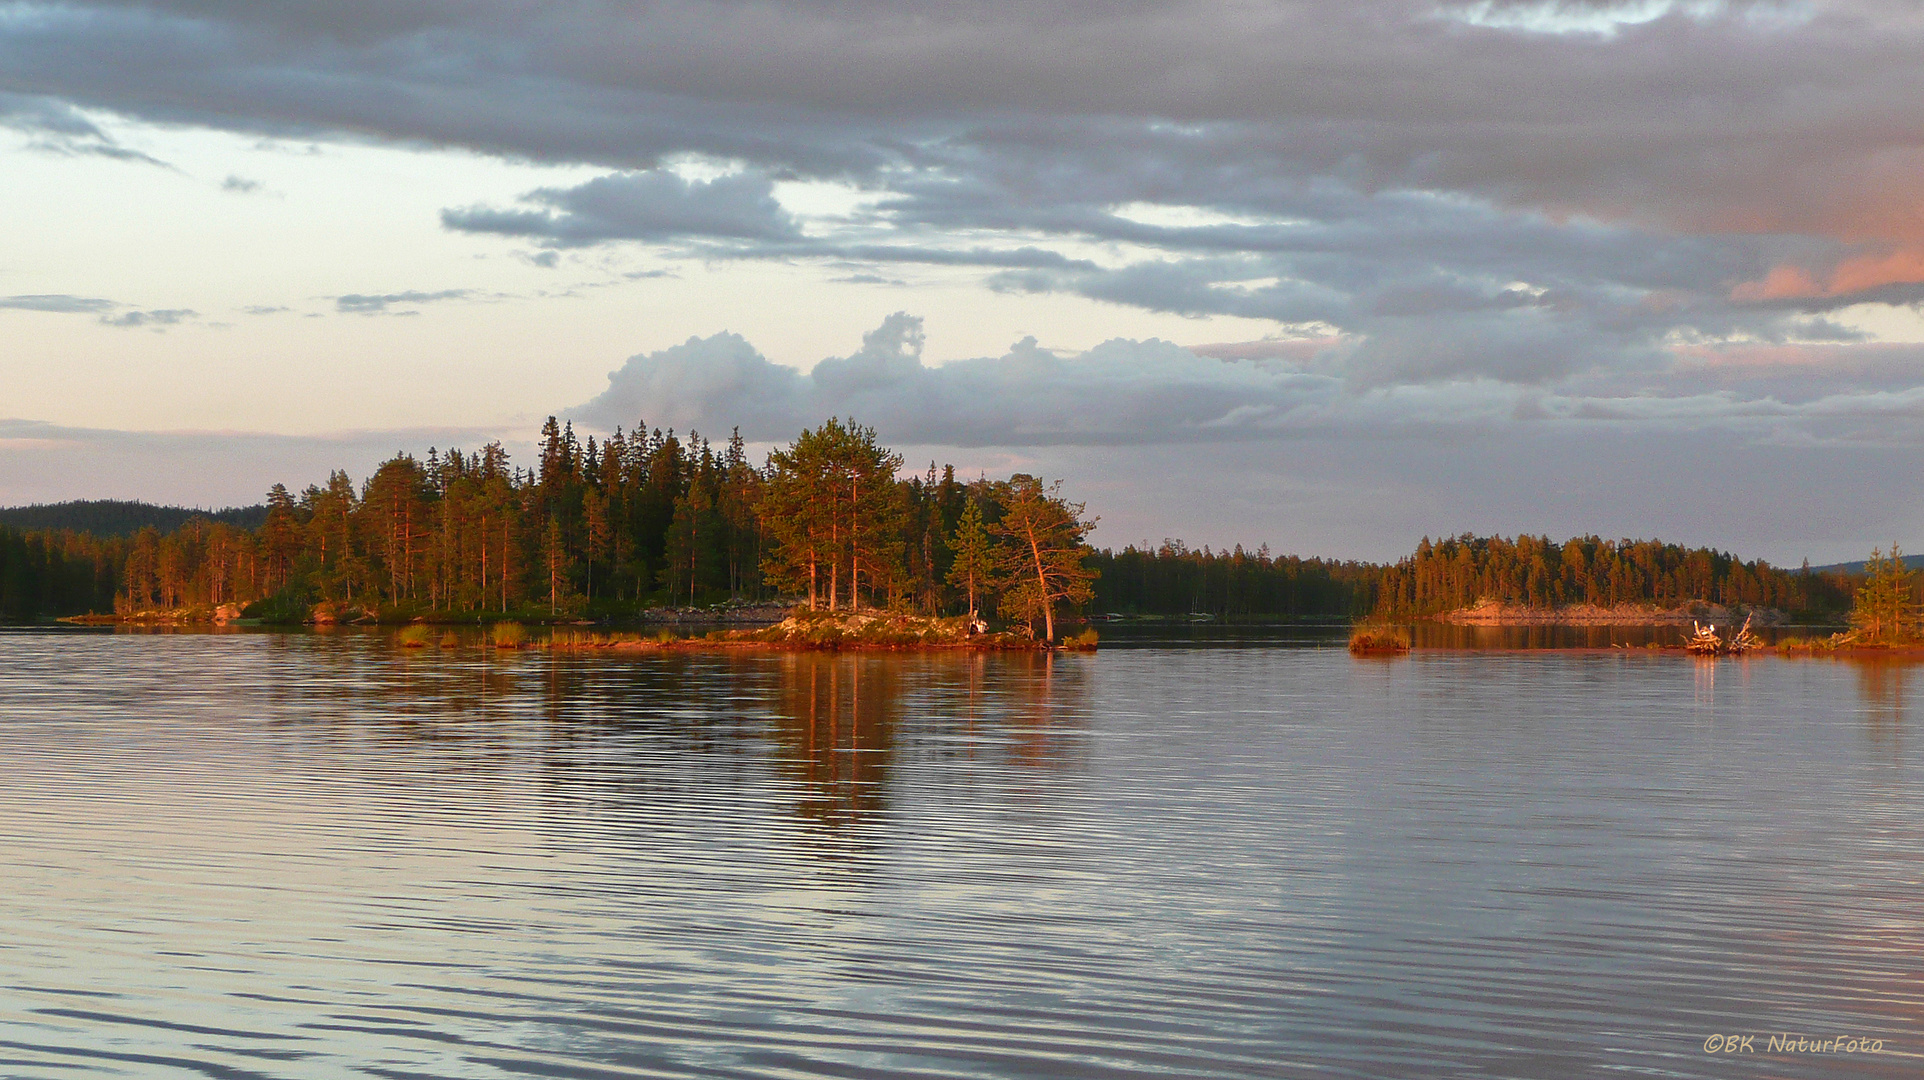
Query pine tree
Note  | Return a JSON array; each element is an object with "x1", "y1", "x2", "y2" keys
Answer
[
  {"x1": 1851, "y1": 546, "x2": 1916, "y2": 644},
  {"x1": 946, "y1": 498, "x2": 994, "y2": 621},
  {"x1": 989, "y1": 474, "x2": 1098, "y2": 641}
]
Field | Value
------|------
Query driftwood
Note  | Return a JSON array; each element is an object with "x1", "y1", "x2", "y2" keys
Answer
[
  {"x1": 1686, "y1": 621, "x2": 1723, "y2": 655},
  {"x1": 1685, "y1": 614, "x2": 1763, "y2": 656}
]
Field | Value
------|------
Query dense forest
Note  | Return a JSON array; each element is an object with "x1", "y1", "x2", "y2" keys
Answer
[
  {"x1": 1077, "y1": 534, "x2": 1854, "y2": 621},
  {"x1": 1372, "y1": 533, "x2": 1853, "y2": 617},
  {"x1": 0, "y1": 524, "x2": 123, "y2": 620},
  {"x1": 0, "y1": 417, "x2": 1099, "y2": 636},
  {"x1": 1088, "y1": 541, "x2": 1379, "y2": 618},
  {"x1": 0, "y1": 420, "x2": 1868, "y2": 627}
]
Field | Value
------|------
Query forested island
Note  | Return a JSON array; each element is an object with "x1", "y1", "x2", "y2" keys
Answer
[
  {"x1": 0, "y1": 414, "x2": 1880, "y2": 642},
  {"x1": 1, "y1": 418, "x2": 1095, "y2": 644}
]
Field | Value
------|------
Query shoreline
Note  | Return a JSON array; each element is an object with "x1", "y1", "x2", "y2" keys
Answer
[
  {"x1": 536, "y1": 637, "x2": 1067, "y2": 654},
  {"x1": 1432, "y1": 600, "x2": 1793, "y2": 627}
]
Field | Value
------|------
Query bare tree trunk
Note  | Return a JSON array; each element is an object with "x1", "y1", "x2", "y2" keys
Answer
[{"x1": 849, "y1": 475, "x2": 860, "y2": 611}]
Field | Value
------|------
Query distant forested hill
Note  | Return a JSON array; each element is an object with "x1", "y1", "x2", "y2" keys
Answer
[
  {"x1": 0, "y1": 500, "x2": 267, "y2": 537},
  {"x1": 1807, "y1": 554, "x2": 1924, "y2": 576},
  {"x1": 1375, "y1": 534, "x2": 1853, "y2": 617}
]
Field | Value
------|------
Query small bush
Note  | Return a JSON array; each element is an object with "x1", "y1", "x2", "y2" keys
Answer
[
  {"x1": 396, "y1": 624, "x2": 431, "y2": 648},
  {"x1": 492, "y1": 621, "x2": 528, "y2": 648},
  {"x1": 1348, "y1": 622, "x2": 1412, "y2": 655},
  {"x1": 1065, "y1": 628, "x2": 1099, "y2": 650},
  {"x1": 240, "y1": 588, "x2": 315, "y2": 625},
  {"x1": 439, "y1": 632, "x2": 460, "y2": 648}
]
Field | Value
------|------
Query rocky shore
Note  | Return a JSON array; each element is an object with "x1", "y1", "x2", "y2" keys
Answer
[
  {"x1": 1437, "y1": 599, "x2": 1789, "y2": 627},
  {"x1": 546, "y1": 609, "x2": 1093, "y2": 652}
]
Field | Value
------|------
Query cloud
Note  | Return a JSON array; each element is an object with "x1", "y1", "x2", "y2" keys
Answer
[
  {"x1": 8, "y1": 2, "x2": 1924, "y2": 261},
  {"x1": 98, "y1": 308, "x2": 196, "y2": 329},
  {"x1": 334, "y1": 289, "x2": 471, "y2": 314},
  {"x1": 0, "y1": 91, "x2": 170, "y2": 166},
  {"x1": 1, "y1": 294, "x2": 117, "y2": 314},
  {"x1": 18, "y1": 0, "x2": 1924, "y2": 547},
  {"x1": 442, "y1": 170, "x2": 802, "y2": 247},
  {"x1": 573, "y1": 311, "x2": 1924, "y2": 451},
  {"x1": 221, "y1": 174, "x2": 262, "y2": 193},
  {"x1": 2, "y1": 294, "x2": 194, "y2": 328},
  {"x1": 560, "y1": 311, "x2": 1924, "y2": 560},
  {"x1": 18, "y1": 3, "x2": 1924, "y2": 387},
  {"x1": 576, "y1": 329, "x2": 810, "y2": 439}
]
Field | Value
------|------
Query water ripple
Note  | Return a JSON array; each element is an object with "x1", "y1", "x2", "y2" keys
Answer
[{"x1": 1, "y1": 630, "x2": 1919, "y2": 1078}]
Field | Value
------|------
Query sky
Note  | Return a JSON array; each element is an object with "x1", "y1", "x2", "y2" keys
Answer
[{"x1": 7, "y1": 0, "x2": 1924, "y2": 562}]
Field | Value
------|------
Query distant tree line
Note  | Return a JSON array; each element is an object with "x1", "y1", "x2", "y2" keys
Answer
[
  {"x1": 1080, "y1": 532, "x2": 1859, "y2": 622},
  {"x1": 0, "y1": 525, "x2": 123, "y2": 620},
  {"x1": 0, "y1": 417, "x2": 1100, "y2": 636},
  {"x1": 1088, "y1": 540, "x2": 1380, "y2": 618},
  {"x1": 0, "y1": 499, "x2": 266, "y2": 537},
  {"x1": 0, "y1": 446, "x2": 1870, "y2": 628},
  {"x1": 1373, "y1": 534, "x2": 1853, "y2": 617}
]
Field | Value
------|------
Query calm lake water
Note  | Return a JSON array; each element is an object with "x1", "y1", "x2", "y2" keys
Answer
[{"x1": 1, "y1": 627, "x2": 1919, "y2": 1078}]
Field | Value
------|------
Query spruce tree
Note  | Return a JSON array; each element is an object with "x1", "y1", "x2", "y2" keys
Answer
[{"x1": 947, "y1": 499, "x2": 994, "y2": 621}]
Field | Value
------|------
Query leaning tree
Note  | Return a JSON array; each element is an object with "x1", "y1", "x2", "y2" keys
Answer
[{"x1": 991, "y1": 474, "x2": 1098, "y2": 641}]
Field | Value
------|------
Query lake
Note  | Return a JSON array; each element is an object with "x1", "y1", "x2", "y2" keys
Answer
[{"x1": 0, "y1": 627, "x2": 1918, "y2": 1078}]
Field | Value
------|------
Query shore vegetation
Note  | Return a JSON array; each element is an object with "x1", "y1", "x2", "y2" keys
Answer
[
  {"x1": 1348, "y1": 622, "x2": 1412, "y2": 655},
  {"x1": 1842, "y1": 546, "x2": 1917, "y2": 645}
]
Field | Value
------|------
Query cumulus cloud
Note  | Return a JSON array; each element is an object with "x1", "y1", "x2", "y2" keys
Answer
[
  {"x1": 572, "y1": 312, "x2": 1924, "y2": 454},
  {"x1": 576, "y1": 311, "x2": 1335, "y2": 447},
  {"x1": 555, "y1": 309, "x2": 1924, "y2": 559}
]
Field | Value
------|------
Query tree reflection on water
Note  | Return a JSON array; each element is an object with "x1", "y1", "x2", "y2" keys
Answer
[
  {"x1": 1851, "y1": 657, "x2": 1910, "y2": 749},
  {"x1": 246, "y1": 630, "x2": 1093, "y2": 844},
  {"x1": 764, "y1": 651, "x2": 1089, "y2": 837}
]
